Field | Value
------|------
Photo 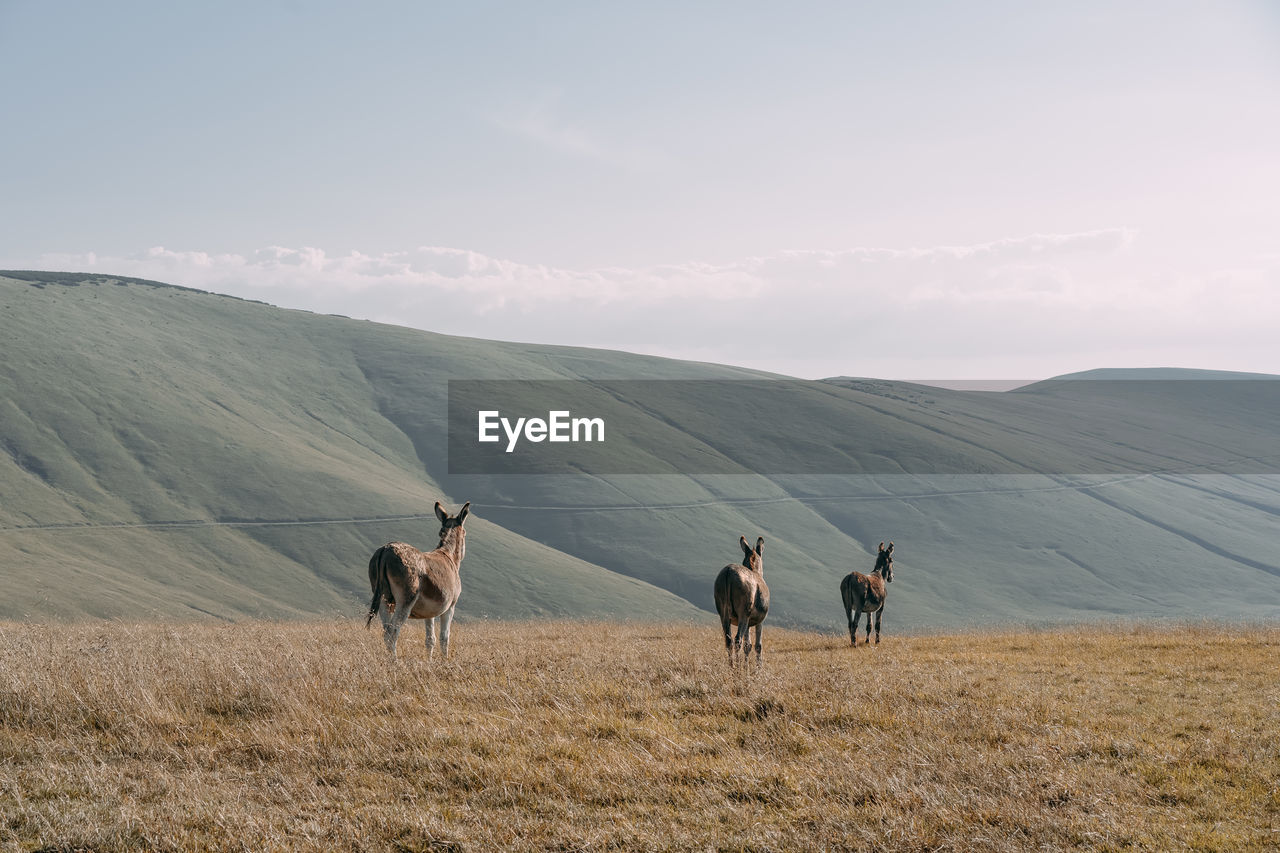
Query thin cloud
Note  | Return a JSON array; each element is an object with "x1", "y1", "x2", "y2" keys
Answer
[
  {"x1": 8, "y1": 229, "x2": 1276, "y2": 378},
  {"x1": 1, "y1": 230, "x2": 1149, "y2": 312}
]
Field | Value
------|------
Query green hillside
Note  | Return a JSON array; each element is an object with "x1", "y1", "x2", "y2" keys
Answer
[
  {"x1": 0, "y1": 272, "x2": 710, "y2": 621},
  {"x1": 1, "y1": 271, "x2": 1278, "y2": 628}
]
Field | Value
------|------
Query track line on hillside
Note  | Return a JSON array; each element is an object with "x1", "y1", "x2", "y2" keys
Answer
[
  {"x1": 0, "y1": 473, "x2": 1159, "y2": 532},
  {"x1": 5, "y1": 463, "x2": 1276, "y2": 534}
]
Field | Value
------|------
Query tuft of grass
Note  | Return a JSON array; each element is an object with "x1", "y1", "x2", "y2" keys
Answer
[{"x1": 1, "y1": 621, "x2": 1277, "y2": 851}]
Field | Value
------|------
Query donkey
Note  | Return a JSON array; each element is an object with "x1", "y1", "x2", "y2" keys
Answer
[
  {"x1": 713, "y1": 535, "x2": 769, "y2": 667},
  {"x1": 366, "y1": 501, "x2": 470, "y2": 661},
  {"x1": 841, "y1": 541, "x2": 894, "y2": 647}
]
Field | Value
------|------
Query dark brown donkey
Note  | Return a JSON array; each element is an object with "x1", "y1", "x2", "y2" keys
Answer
[
  {"x1": 366, "y1": 501, "x2": 470, "y2": 661},
  {"x1": 841, "y1": 542, "x2": 894, "y2": 646},
  {"x1": 713, "y1": 536, "x2": 769, "y2": 666}
]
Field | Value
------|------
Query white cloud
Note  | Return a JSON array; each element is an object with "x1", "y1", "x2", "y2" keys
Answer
[{"x1": 8, "y1": 228, "x2": 1277, "y2": 379}]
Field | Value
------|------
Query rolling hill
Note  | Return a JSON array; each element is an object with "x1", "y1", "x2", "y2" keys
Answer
[{"x1": 2, "y1": 270, "x2": 1278, "y2": 628}]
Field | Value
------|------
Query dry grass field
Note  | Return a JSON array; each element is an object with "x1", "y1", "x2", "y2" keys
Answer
[{"x1": 1, "y1": 621, "x2": 1277, "y2": 852}]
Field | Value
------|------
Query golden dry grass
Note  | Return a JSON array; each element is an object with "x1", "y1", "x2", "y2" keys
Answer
[{"x1": 1, "y1": 620, "x2": 1277, "y2": 851}]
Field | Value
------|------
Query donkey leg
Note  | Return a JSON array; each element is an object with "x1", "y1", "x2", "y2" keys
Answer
[
  {"x1": 377, "y1": 597, "x2": 398, "y2": 658},
  {"x1": 721, "y1": 616, "x2": 735, "y2": 665},
  {"x1": 384, "y1": 592, "x2": 417, "y2": 661},
  {"x1": 439, "y1": 605, "x2": 456, "y2": 659},
  {"x1": 382, "y1": 616, "x2": 400, "y2": 659},
  {"x1": 752, "y1": 622, "x2": 763, "y2": 669},
  {"x1": 850, "y1": 610, "x2": 862, "y2": 647},
  {"x1": 424, "y1": 616, "x2": 437, "y2": 658},
  {"x1": 874, "y1": 609, "x2": 883, "y2": 644},
  {"x1": 734, "y1": 618, "x2": 751, "y2": 667},
  {"x1": 381, "y1": 599, "x2": 399, "y2": 657},
  {"x1": 846, "y1": 605, "x2": 856, "y2": 646}
]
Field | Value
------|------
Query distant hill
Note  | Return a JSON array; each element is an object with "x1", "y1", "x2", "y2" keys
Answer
[
  {"x1": 2, "y1": 271, "x2": 1278, "y2": 627},
  {"x1": 1034, "y1": 367, "x2": 1280, "y2": 382}
]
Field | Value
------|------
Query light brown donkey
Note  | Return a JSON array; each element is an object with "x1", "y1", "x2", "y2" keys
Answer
[
  {"x1": 366, "y1": 501, "x2": 470, "y2": 660},
  {"x1": 713, "y1": 536, "x2": 769, "y2": 667},
  {"x1": 841, "y1": 541, "x2": 894, "y2": 646}
]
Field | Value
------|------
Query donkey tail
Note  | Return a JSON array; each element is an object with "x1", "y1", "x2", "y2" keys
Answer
[{"x1": 366, "y1": 546, "x2": 389, "y2": 628}]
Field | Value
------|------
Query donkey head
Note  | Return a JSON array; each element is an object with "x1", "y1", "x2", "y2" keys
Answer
[
  {"x1": 876, "y1": 541, "x2": 895, "y2": 582},
  {"x1": 435, "y1": 501, "x2": 471, "y2": 554},
  {"x1": 739, "y1": 535, "x2": 765, "y2": 573}
]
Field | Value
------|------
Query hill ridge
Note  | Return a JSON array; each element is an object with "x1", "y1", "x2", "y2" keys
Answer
[{"x1": 2, "y1": 271, "x2": 1278, "y2": 626}]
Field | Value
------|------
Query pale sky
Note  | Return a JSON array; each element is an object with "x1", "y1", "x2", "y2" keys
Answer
[{"x1": 2, "y1": 1, "x2": 1277, "y2": 379}]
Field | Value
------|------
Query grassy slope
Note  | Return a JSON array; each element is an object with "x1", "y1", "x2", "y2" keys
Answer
[
  {"x1": 0, "y1": 274, "x2": 702, "y2": 621},
  {"x1": 1, "y1": 272, "x2": 1278, "y2": 627},
  {"x1": 1, "y1": 621, "x2": 1276, "y2": 851}
]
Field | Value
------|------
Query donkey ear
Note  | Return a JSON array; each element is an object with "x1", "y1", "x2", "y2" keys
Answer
[
  {"x1": 740, "y1": 535, "x2": 751, "y2": 555},
  {"x1": 434, "y1": 501, "x2": 448, "y2": 524},
  {"x1": 878, "y1": 542, "x2": 884, "y2": 553},
  {"x1": 755, "y1": 536, "x2": 764, "y2": 555},
  {"x1": 457, "y1": 502, "x2": 471, "y2": 525},
  {"x1": 887, "y1": 541, "x2": 894, "y2": 554}
]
